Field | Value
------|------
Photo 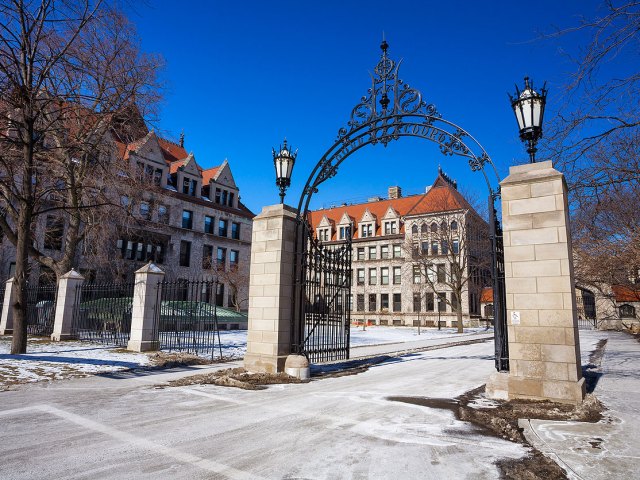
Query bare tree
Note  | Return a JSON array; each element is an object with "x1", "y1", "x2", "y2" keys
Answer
[
  {"x1": 217, "y1": 265, "x2": 249, "y2": 312},
  {"x1": 0, "y1": 1, "x2": 161, "y2": 353},
  {"x1": 403, "y1": 190, "x2": 491, "y2": 333}
]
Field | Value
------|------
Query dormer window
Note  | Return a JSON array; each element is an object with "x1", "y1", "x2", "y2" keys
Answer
[
  {"x1": 384, "y1": 221, "x2": 397, "y2": 235},
  {"x1": 339, "y1": 225, "x2": 351, "y2": 240},
  {"x1": 361, "y1": 223, "x2": 373, "y2": 238},
  {"x1": 318, "y1": 228, "x2": 330, "y2": 242}
]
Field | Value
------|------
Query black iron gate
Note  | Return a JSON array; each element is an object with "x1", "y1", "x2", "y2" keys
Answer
[
  {"x1": 289, "y1": 41, "x2": 507, "y2": 367},
  {"x1": 293, "y1": 222, "x2": 352, "y2": 363},
  {"x1": 489, "y1": 194, "x2": 509, "y2": 371},
  {"x1": 25, "y1": 284, "x2": 57, "y2": 336}
]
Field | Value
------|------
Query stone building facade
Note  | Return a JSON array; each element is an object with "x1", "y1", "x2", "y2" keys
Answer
[
  {"x1": 308, "y1": 170, "x2": 489, "y2": 327},
  {"x1": 0, "y1": 129, "x2": 254, "y2": 310}
]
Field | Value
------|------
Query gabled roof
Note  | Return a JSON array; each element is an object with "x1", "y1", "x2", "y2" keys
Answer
[
  {"x1": 157, "y1": 136, "x2": 188, "y2": 163},
  {"x1": 201, "y1": 166, "x2": 220, "y2": 184},
  {"x1": 307, "y1": 171, "x2": 471, "y2": 241},
  {"x1": 612, "y1": 285, "x2": 640, "y2": 303}
]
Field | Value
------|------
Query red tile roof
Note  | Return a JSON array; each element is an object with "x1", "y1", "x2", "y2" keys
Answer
[
  {"x1": 201, "y1": 167, "x2": 220, "y2": 184},
  {"x1": 480, "y1": 287, "x2": 493, "y2": 303},
  {"x1": 157, "y1": 137, "x2": 188, "y2": 163},
  {"x1": 612, "y1": 285, "x2": 640, "y2": 303},
  {"x1": 308, "y1": 174, "x2": 469, "y2": 240}
]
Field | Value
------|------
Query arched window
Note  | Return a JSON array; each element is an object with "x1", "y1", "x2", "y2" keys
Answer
[
  {"x1": 421, "y1": 223, "x2": 428, "y2": 235},
  {"x1": 411, "y1": 224, "x2": 419, "y2": 235},
  {"x1": 451, "y1": 220, "x2": 458, "y2": 231},
  {"x1": 619, "y1": 304, "x2": 636, "y2": 318},
  {"x1": 430, "y1": 222, "x2": 438, "y2": 233}
]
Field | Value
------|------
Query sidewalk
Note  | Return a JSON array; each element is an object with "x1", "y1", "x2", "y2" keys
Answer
[{"x1": 521, "y1": 330, "x2": 640, "y2": 480}]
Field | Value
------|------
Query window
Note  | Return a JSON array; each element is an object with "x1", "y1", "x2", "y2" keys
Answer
[
  {"x1": 451, "y1": 220, "x2": 458, "y2": 231},
  {"x1": 319, "y1": 228, "x2": 330, "y2": 241},
  {"x1": 218, "y1": 219, "x2": 228, "y2": 237},
  {"x1": 120, "y1": 195, "x2": 130, "y2": 207},
  {"x1": 421, "y1": 241, "x2": 429, "y2": 254},
  {"x1": 380, "y1": 267, "x2": 389, "y2": 285},
  {"x1": 182, "y1": 177, "x2": 190, "y2": 194},
  {"x1": 215, "y1": 188, "x2": 222, "y2": 204},
  {"x1": 368, "y1": 268, "x2": 377, "y2": 285},
  {"x1": 179, "y1": 240, "x2": 191, "y2": 267},
  {"x1": 139, "y1": 202, "x2": 150, "y2": 220},
  {"x1": 421, "y1": 223, "x2": 428, "y2": 235},
  {"x1": 484, "y1": 304, "x2": 494, "y2": 318},
  {"x1": 431, "y1": 241, "x2": 439, "y2": 255},
  {"x1": 384, "y1": 221, "x2": 397, "y2": 235},
  {"x1": 437, "y1": 292, "x2": 447, "y2": 312},
  {"x1": 620, "y1": 304, "x2": 636, "y2": 318},
  {"x1": 393, "y1": 244, "x2": 402, "y2": 258},
  {"x1": 426, "y1": 292, "x2": 434, "y2": 311},
  {"x1": 217, "y1": 247, "x2": 226, "y2": 271},
  {"x1": 442, "y1": 240, "x2": 449, "y2": 255},
  {"x1": 356, "y1": 294, "x2": 365, "y2": 312},
  {"x1": 157, "y1": 205, "x2": 169, "y2": 224},
  {"x1": 339, "y1": 225, "x2": 351, "y2": 240},
  {"x1": 393, "y1": 294, "x2": 402, "y2": 312},
  {"x1": 204, "y1": 215, "x2": 215, "y2": 234},
  {"x1": 202, "y1": 245, "x2": 214, "y2": 269},
  {"x1": 182, "y1": 210, "x2": 193, "y2": 229},
  {"x1": 453, "y1": 239, "x2": 460, "y2": 254},
  {"x1": 228, "y1": 192, "x2": 235, "y2": 207},
  {"x1": 231, "y1": 222, "x2": 240, "y2": 239},
  {"x1": 230, "y1": 250, "x2": 239, "y2": 270},
  {"x1": 44, "y1": 216, "x2": 63, "y2": 250},
  {"x1": 361, "y1": 223, "x2": 373, "y2": 238},
  {"x1": 413, "y1": 265, "x2": 421, "y2": 284},
  {"x1": 411, "y1": 224, "x2": 419, "y2": 235},
  {"x1": 222, "y1": 190, "x2": 228, "y2": 205},
  {"x1": 413, "y1": 293, "x2": 422, "y2": 312},
  {"x1": 153, "y1": 168, "x2": 163, "y2": 186},
  {"x1": 381, "y1": 293, "x2": 389, "y2": 310},
  {"x1": 381, "y1": 245, "x2": 390, "y2": 259},
  {"x1": 437, "y1": 264, "x2": 446, "y2": 283},
  {"x1": 356, "y1": 247, "x2": 365, "y2": 261},
  {"x1": 368, "y1": 294, "x2": 376, "y2": 312},
  {"x1": 393, "y1": 266, "x2": 402, "y2": 285},
  {"x1": 368, "y1": 246, "x2": 377, "y2": 260},
  {"x1": 431, "y1": 222, "x2": 438, "y2": 233},
  {"x1": 357, "y1": 268, "x2": 365, "y2": 285},
  {"x1": 451, "y1": 291, "x2": 459, "y2": 311}
]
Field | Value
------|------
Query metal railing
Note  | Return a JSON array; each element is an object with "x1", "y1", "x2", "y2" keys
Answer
[
  {"x1": 154, "y1": 279, "x2": 223, "y2": 359},
  {"x1": 25, "y1": 284, "x2": 57, "y2": 336},
  {"x1": 72, "y1": 282, "x2": 134, "y2": 346}
]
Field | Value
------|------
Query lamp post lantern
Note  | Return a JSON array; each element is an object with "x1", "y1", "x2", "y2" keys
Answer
[
  {"x1": 510, "y1": 77, "x2": 547, "y2": 163},
  {"x1": 273, "y1": 139, "x2": 297, "y2": 204}
]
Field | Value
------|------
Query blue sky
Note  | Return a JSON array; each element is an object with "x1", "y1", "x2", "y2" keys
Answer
[{"x1": 129, "y1": 0, "x2": 601, "y2": 213}]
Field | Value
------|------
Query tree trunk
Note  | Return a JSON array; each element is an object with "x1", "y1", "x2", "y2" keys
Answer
[
  {"x1": 11, "y1": 207, "x2": 32, "y2": 354},
  {"x1": 456, "y1": 292, "x2": 464, "y2": 334}
]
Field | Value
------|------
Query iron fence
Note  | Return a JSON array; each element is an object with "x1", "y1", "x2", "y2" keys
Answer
[
  {"x1": 72, "y1": 282, "x2": 134, "y2": 346},
  {"x1": 25, "y1": 284, "x2": 57, "y2": 336},
  {"x1": 154, "y1": 279, "x2": 222, "y2": 359}
]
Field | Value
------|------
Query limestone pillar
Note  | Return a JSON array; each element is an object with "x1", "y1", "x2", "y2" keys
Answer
[
  {"x1": 0, "y1": 278, "x2": 16, "y2": 335},
  {"x1": 51, "y1": 270, "x2": 85, "y2": 341},
  {"x1": 127, "y1": 262, "x2": 164, "y2": 352},
  {"x1": 489, "y1": 160, "x2": 585, "y2": 404},
  {"x1": 244, "y1": 204, "x2": 298, "y2": 373}
]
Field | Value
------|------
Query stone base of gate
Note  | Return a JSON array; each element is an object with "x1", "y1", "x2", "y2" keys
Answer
[
  {"x1": 284, "y1": 354, "x2": 310, "y2": 380},
  {"x1": 127, "y1": 340, "x2": 160, "y2": 352},
  {"x1": 485, "y1": 160, "x2": 586, "y2": 406},
  {"x1": 243, "y1": 204, "x2": 298, "y2": 374}
]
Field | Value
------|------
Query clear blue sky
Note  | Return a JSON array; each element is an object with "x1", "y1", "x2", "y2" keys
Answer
[{"x1": 128, "y1": 0, "x2": 600, "y2": 213}]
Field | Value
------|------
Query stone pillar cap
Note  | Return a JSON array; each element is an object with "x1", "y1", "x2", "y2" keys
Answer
[
  {"x1": 61, "y1": 269, "x2": 84, "y2": 280},
  {"x1": 135, "y1": 262, "x2": 165, "y2": 275}
]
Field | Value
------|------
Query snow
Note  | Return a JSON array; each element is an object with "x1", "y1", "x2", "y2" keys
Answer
[{"x1": 349, "y1": 325, "x2": 492, "y2": 347}]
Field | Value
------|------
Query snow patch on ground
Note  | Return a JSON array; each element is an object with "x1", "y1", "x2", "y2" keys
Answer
[{"x1": 350, "y1": 326, "x2": 492, "y2": 347}]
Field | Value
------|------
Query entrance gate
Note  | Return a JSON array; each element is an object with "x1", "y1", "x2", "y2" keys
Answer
[{"x1": 292, "y1": 41, "x2": 509, "y2": 369}]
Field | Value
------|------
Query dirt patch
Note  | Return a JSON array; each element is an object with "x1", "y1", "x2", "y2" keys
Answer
[
  {"x1": 146, "y1": 351, "x2": 222, "y2": 369},
  {"x1": 388, "y1": 386, "x2": 604, "y2": 480},
  {"x1": 164, "y1": 367, "x2": 309, "y2": 390}
]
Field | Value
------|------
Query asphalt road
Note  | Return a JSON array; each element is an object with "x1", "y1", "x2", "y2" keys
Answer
[{"x1": 0, "y1": 339, "x2": 525, "y2": 480}]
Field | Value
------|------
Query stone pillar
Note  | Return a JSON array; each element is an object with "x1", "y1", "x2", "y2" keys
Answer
[
  {"x1": 0, "y1": 278, "x2": 16, "y2": 335},
  {"x1": 488, "y1": 160, "x2": 585, "y2": 404},
  {"x1": 51, "y1": 270, "x2": 85, "y2": 341},
  {"x1": 244, "y1": 204, "x2": 298, "y2": 373},
  {"x1": 127, "y1": 262, "x2": 164, "y2": 352}
]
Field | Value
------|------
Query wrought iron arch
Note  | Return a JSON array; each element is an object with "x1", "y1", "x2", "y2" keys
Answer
[{"x1": 293, "y1": 41, "x2": 508, "y2": 370}]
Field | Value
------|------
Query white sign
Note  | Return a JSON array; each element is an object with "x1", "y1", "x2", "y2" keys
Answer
[{"x1": 511, "y1": 311, "x2": 521, "y2": 325}]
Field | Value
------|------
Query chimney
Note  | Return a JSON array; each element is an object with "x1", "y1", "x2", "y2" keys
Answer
[{"x1": 388, "y1": 186, "x2": 402, "y2": 199}]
